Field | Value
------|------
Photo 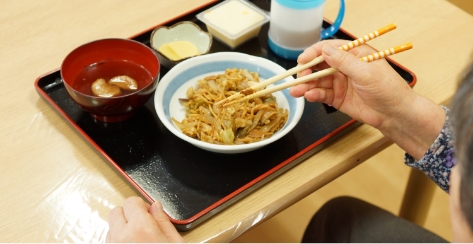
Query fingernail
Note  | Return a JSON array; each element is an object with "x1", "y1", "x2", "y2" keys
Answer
[
  {"x1": 153, "y1": 200, "x2": 163, "y2": 211},
  {"x1": 297, "y1": 53, "x2": 305, "y2": 63},
  {"x1": 322, "y1": 45, "x2": 336, "y2": 56}
]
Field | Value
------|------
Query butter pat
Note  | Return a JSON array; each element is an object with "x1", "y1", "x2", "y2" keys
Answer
[
  {"x1": 197, "y1": 0, "x2": 269, "y2": 49},
  {"x1": 158, "y1": 43, "x2": 180, "y2": 61},
  {"x1": 158, "y1": 41, "x2": 199, "y2": 61}
]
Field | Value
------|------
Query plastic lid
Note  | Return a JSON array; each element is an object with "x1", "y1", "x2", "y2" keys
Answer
[{"x1": 274, "y1": 0, "x2": 325, "y2": 9}]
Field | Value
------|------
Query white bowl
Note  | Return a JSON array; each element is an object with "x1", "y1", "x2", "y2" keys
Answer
[
  {"x1": 154, "y1": 52, "x2": 305, "y2": 154},
  {"x1": 150, "y1": 21, "x2": 212, "y2": 68}
]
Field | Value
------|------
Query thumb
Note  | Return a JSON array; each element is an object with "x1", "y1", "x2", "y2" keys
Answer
[
  {"x1": 149, "y1": 201, "x2": 185, "y2": 242},
  {"x1": 321, "y1": 44, "x2": 370, "y2": 83},
  {"x1": 149, "y1": 201, "x2": 174, "y2": 228}
]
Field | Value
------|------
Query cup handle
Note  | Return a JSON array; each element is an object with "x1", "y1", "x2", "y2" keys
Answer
[{"x1": 320, "y1": 0, "x2": 345, "y2": 39}]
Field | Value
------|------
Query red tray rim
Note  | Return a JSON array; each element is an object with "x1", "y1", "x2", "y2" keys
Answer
[{"x1": 33, "y1": 0, "x2": 417, "y2": 227}]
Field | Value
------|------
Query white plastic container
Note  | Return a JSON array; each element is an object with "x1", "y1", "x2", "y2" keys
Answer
[
  {"x1": 269, "y1": 1, "x2": 324, "y2": 50},
  {"x1": 268, "y1": 0, "x2": 345, "y2": 60},
  {"x1": 196, "y1": 0, "x2": 270, "y2": 49}
]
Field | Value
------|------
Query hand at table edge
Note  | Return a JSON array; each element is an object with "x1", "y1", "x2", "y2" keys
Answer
[{"x1": 106, "y1": 196, "x2": 185, "y2": 243}]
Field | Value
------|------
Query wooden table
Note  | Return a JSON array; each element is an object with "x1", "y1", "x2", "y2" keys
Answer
[{"x1": 1, "y1": 0, "x2": 472, "y2": 242}]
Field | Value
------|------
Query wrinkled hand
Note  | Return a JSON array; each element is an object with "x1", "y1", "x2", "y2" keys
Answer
[
  {"x1": 291, "y1": 39, "x2": 446, "y2": 160},
  {"x1": 106, "y1": 196, "x2": 185, "y2": 243},
  {"x1": 290, "y1": 39, "x2": 415, "y2": 129}
]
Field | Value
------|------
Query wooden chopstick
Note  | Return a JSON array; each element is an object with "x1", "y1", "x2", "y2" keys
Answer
[
  {"x1": 224, "y1": 43, "x2": 413, "y2": 106},
  {"x1": 215, "y1": 23, "x2": 397, "y2": 106}
]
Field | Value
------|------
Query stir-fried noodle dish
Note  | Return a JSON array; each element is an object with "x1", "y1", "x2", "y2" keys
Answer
[{"x1": 172, "y1": 68, "x2": 289, "y2": 145}]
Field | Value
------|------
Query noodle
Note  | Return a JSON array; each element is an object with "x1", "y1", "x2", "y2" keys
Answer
[{"x1": 172, "y1": 68, "x2": 289, "y2": 145}]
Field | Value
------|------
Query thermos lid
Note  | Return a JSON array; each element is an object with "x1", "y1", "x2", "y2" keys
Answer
[{"x1": 274, "y1": 0, "x2": 325, "y2": 9}]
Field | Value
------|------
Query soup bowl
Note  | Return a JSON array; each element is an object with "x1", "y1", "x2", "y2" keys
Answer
[{"x1": 61, "y1": 38, "x2": 160, "y2": 123}]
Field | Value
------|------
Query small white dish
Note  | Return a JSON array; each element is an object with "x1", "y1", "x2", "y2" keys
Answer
[
  {"x1": 154, "y1": 52, "x2": 305, "y2": 154},
  {"x1": 150, "y1": 21, "x2": 212, "y2": 68}
]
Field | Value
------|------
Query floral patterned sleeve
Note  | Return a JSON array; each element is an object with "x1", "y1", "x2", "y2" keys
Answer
[{"x1": 404, "y1": 106, "x2": 455, "y2": 193}]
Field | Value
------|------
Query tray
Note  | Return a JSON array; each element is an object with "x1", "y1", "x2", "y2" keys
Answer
[{"x1": 34, "y1": 0, "x2": 416, "y2": 231}]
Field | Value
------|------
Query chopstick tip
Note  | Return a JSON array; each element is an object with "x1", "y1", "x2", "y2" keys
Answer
[
  {"x1": 376, "y1": 23, "x2": 397, "y2": 35},
  {"x1": 401, "y1": 42, "x2": 413, "y2": 50}
]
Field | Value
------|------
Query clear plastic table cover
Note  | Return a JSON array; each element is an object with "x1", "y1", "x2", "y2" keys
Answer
[{"x1": 3, "y1": 0, "x2": 424, "y2": 242}]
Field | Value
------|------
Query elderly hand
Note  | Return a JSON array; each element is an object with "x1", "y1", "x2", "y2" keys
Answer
[
  {"x1": 290, "y1": 40, "x2": 445, "y2": 159},
  {"x1": 106, "y1": 196, "x2": 185, "y2": 243},
  {"x1": 290, "y1": 39, "x2": 415, "y2": 129}
]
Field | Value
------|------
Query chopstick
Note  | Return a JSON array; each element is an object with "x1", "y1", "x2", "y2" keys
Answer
[
  {"x1": 224, "y1": 43, "x2": 413, "y2": 106},
  {"x1": 215, "y1": 23, "x2": 397, "y2": 106}
]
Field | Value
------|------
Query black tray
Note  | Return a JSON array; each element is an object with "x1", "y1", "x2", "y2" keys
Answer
[{"x1": 34, "y1": 0, "x2": 416, "y2": 231}]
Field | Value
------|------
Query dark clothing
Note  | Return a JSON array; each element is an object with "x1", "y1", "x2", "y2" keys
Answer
[
  {"x1": 302, "y1": 106, "x2": 452, "y2": 242},
  {"x1": 302, "y1": 196, "x2": 447, "y2": 243}
]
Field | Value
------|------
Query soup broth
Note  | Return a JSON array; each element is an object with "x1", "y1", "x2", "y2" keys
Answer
[{"x1": 72, "y1": 59, "x2": 152, "y2": 96}]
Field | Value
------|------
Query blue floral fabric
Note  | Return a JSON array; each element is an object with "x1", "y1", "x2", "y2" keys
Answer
[{"x1": 404, "y1": 106, "x2": 455, "y2": 193}]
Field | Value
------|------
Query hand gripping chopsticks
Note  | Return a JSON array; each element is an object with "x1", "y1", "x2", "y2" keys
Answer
[
  {"x1": 224, "y1": 42, "x2": 413, "y2": 106},
  {"x1": 215, "y1": 23, "x2": 397, "y2": 106}
]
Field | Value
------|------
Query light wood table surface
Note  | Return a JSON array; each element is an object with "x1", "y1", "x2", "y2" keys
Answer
[{"x1": 1, "y1": 0, "x2": 472, "y2": 242}]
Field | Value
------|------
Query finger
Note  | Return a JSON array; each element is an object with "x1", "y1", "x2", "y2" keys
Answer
[
  {"x1": 290, "y1": 83, "x2": 309, "y2": 97},
  {"x1": 313, "y1": 76, "x2": 334, "y2": 90},
  {"x1": 331, "y1": 72, "x2": 349, "y2": 108},
  {"x1": 299, "y1": 40, "x2": 358, "y2": 60},
  {"x1": 296, "y1": 68, "x2": 313, "y2": 79},
  {"x1": 348, "y1": 44, "x2": 376, "y2": 57},
  {"x1": 304, "y1": 88, "x2": 335, "y2": 104},
  {"x1": 298, "y1": 39, "x2": 369, "y2": 66},
  {"x1": 321, "y1": 44, "x2": 374, "y2": 85},
  {"x1": 149, "y1": 201, "x2": 185, "y2": 243},
  {"x1": 122, "y1": 196, "x2": 151, "y2": 223},
  {"x1": 297, "y1": 43, "x2": 321, "y2": 64},
  {"x1": 108, "y1": 206, "x2": 127, "y2": 230},
  {"x1": 310, "y1": 46, "x2": 364, "y2": 72},
  {"x1": 290, "y1": 76, "x2": 334, "y2": 98}
]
